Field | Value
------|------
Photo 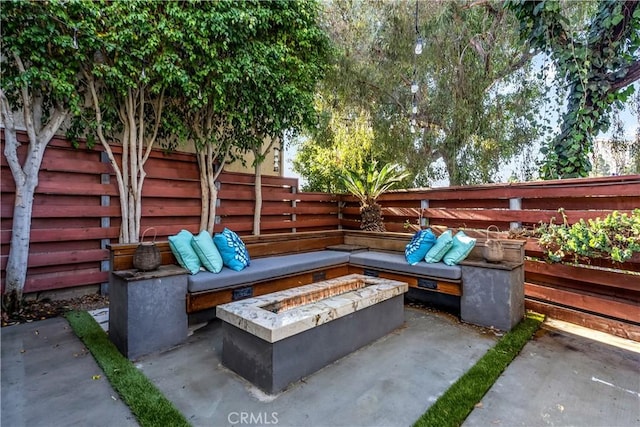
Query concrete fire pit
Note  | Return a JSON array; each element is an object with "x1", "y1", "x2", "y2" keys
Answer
[{"x1": 216, "y1": 274, "x2": 408, "y2": 393}]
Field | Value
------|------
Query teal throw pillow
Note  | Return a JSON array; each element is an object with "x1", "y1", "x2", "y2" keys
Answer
[
  {"x1": 425, "y1": 229, "x2": 454, "y2": 263},
  {"x1": 191, "y1": 230, "x2": 223, "y2": 273},
  {"x1": 443, "y1": 230, "x2": 477, "y2": 266},
  {"x1": 405, "y1": 229, "x2": 437, "y2": 265},
  {"x1": 168, "y1": 229, "x2": 202, "y2": 275},
  {"x1": 213, "y1": 228, "x2": 250, "y2": 271}
]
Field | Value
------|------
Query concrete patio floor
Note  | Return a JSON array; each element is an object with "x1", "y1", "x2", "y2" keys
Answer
[{"x1": 2, "y1": 306, "x2": 639, "y2": 427}]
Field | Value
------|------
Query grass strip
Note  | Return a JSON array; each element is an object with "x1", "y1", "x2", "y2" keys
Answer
[
  {"x1": 65, "y1": 311, "x2": 190, "y2": 427},
  {"x1": 413, "y1": 312, "x2": 544, "y2": 427}
]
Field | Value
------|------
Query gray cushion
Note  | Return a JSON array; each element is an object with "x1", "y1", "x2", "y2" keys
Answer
[
  {"x1": 349, "y1": 251, "x2": 461, "y2": 281},
  {"x1": 188, "y1": 251, "x2": 350, "y2": 293}
]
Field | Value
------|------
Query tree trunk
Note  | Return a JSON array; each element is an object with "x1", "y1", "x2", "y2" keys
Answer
[
  {"x1": 197, "y1": 145, "x2": 222, "y2": 234},
  {"x1": 198, "y1": 151, "x2": 210, "y2": 232},
  {"x1": 253, "y1": 150, "x2": 262, "y2": 236},
  {"x1": 4, "y1": 180, "x2": 37, "y2": 301},
  {"x1": 360, "y1": 202, "x2": 386, "y2": 232},
  {"x1": 442, "y1": 150, "x2": 462, "y2": 186},
  {"x1": 1, "y1": 87, "x2": 68, "y2": 302}
]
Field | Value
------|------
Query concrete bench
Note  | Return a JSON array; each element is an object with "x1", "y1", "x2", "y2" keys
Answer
[
  {"x1": 107, "y1": 230, "x2": 525, "y2": 359},
  {"x1": 347, "y1": 250, "x2": 524, "y2": 331}
]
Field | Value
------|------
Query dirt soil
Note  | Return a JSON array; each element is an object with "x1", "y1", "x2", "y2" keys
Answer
[{"x1": 1, "y1": 293, "x2": 109, "y2": 327}]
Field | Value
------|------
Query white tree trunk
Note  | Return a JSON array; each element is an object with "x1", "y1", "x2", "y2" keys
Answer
[
  {"x1": 252, "y1": 138, "x2": 277, "y2": 236},
  {"x1": 1, "y1": 83, "x2": 68, "y2": 299},
  {"x1": 253, "y1": 148, "x2": 263, "y2": 236},
  {"x1": 5, "y1": 180, "x2": 37, "y2": 298},
  {"x1": 197, "y1": 143, "x2": 227, "y2": 234},
  {"x1": 84, "y1": 73, "x2": 161, "y2": 243},
  {"x1": 198, "y1": 151, "x2": 210, "y2": 232}
]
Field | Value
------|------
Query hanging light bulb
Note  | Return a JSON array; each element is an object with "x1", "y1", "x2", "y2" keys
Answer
[
  {"x1": 412, "y1": 105, "x2": 418, "y2": 114},
  {"x1": 141, "y1": 68, "x2": 146, "y2": 79},
  {"x1": 73, "y1": 28, "x2": 78, "y2": 49},
  {"x1": 411, "y1": 82, "x2": 419, "y2": 94},
  {"x1": 410, "y1": 125, "x2": 416, "y2": 134},
  {"x1": 414, "y1": 36, "x2": 423, "y2": 55}
]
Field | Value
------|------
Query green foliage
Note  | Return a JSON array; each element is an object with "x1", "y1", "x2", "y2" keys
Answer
[
  {"x1": 413, "y1": 313, "x2": 543, "y2": 427},
  {"x1": 65, "y1": 311, "x2": 190, "y2": 427},
  {"x1": 69, "y1": 0, "x2": 195, "y2": 147},
  {"x1": 340, "y1": 161, "x2": 409, "y2": 207},
  {"x1": 232, "y1": 0, "x2": 331, "y2": 156},
  {"x1": 506, "y1": 0, "x2": 640, "y2": 179},
  {"x1": 1, "y1": 0, "x2": 89, "y2": 117},
  {"x1": 293, "y1": 102, "x2": 377, "y2": 192},
  {"x1": 537, "y1": 209, "x2": 640, "y2": 263},
  {"x1": 300, "y1": 0, "x2": 545, "y2": 187}
]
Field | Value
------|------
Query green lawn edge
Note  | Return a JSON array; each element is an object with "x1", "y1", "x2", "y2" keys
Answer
[
  {"x1": 413, "y1": 312, "x2": 545, "y2": 427},
  {"x1": 65, "y1": 311, "x2": 190, "y2": 427}
]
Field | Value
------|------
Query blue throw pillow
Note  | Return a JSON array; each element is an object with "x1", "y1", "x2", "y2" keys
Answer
[
  {"x1": 168, "y1": 230, "x2": 202, "y2": 275},
  {"x1": 405, "y1": 229, "x2": 437, "y2": 265},
  {"x1": 443, "y1": 230, "x2": 477, "y2": 266},
  {"x1": 191, "y1": 230, "x2": 223, "y2": 273},
  {"x1": 425, "y1": 229, "x2": 454, "y2": 263},
  {"x1": 213, "y1": 228, "x2": 250, "y2": 271}
]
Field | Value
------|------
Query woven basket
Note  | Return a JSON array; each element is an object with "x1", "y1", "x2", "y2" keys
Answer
[
  {"x1": 133, "y1": 228, "x2": 161, "y2": 271},
  {"x1": 483, "y1": 225, "x2": 504, "y2": 263}
]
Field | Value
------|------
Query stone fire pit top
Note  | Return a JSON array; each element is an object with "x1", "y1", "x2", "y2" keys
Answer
[{"x1": 216, "y1": 274, "x2": 408, "y2": 343}]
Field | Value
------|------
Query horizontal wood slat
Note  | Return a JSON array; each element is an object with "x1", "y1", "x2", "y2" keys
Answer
[
  {"x1": 525, "y1": 300, "x2": 640, "y2": 342},
  {"x1": 0, "y1": 249, "x2": 108, "y2": 269},
  {"x1": 525, "y1": 260, "x2": 639, "y2": 292},
  {"x1": 525, "y1": 282, "x2": 640, "y2": 324},
  {"x1": 23, "y1": 269, "x2": 108, "y2": 293}
]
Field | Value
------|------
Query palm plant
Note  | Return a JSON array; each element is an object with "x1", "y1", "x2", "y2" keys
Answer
[{"x1": 341, "y1": 162, "x2": 409, "y2": 232}]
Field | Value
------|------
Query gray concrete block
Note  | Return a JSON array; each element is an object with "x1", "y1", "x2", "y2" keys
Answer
[
  {"x1": 460, "y1": 264, "x2": 524, "y2": 331},
  {"x1": 109, "y1": 266, "x2": 188, "y2": 359},
  {"x1": 222, "y1": 295, "x2": 405, "y2": 394}
]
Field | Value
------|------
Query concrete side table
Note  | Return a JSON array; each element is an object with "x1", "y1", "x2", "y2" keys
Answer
[
  {"x1": 109, "y1": 265, "x2": 188, "y2": 360},
  {"x1": 460, "y1": 260, "x2": 525, "y2": 331}
]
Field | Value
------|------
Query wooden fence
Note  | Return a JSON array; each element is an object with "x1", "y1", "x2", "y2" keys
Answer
[
  {"x1": 2, "y1": 129, "x2": 639, "y2": 340},
  {"x1": 1, "y1": 132, "x2": 338, "y2": 294},
  {"x1": 341, "y1": 176, "x2": 640, "y2": 340}
]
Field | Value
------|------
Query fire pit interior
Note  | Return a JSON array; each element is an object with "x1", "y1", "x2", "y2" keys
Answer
[{"x1": 260, "y1": 278, "x2": 366, "y2": 314}]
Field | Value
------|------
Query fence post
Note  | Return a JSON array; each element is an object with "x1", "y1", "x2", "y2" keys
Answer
[
  {"x1": 100, "y1": 152, "x2": 111, "y2": 295},
  {"x1": 215, "y1": 181, "x2": 221, "y2": 226},
  {"x1": 421, "y1": 199, "x2": 429, "y2": 228},
  {"x1": 509, "y1": 197, "x2": 522, "y2": 230},
  {"x1": 291, "y1": 186, "x2": 297, "y2": 233}
]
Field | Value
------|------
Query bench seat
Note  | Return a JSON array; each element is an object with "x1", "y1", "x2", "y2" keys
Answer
[
  {"x1": 188, "y1": 250, "x2": 351, "y2": 293},
  {"x1": 349, "y1": 251, "x2": 461, "y2": 281}
]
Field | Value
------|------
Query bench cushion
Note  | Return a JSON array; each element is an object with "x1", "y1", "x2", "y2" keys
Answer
[
  {"x1": 349, "y1": 251, "x2": 461, "y2": 281},
  {"x1": 188, "y1": 251, "x2": 350, "y2": 293}
]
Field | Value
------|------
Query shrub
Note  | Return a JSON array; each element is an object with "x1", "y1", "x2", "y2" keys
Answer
[{"x1": 537, "y1": 208, "x2": 640, "y2": 263}]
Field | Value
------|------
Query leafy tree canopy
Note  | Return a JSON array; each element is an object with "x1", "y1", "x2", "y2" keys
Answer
[
  {"x1": 293, "y1": 101, "x2": 378, "y2": 192},
  {"x1": 1, "y1": 0, "x2": 88, "y2": 119},
  {"x1": 296, "y1": 0, "x2": 545, "y2": 187},
  {"x1": 506, "y1": 0, "x2": 640, "y2": 179}
]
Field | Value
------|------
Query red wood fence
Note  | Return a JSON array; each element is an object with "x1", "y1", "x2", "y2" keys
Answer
[
  {"x1": 1, "y1": 132, "x2": 338, "y2": 294},
  {"x1": 2, "y1": 129, "x2": 639, "y2": 340},
  {"x1": 340, "y1": 177, "x2": 640, "y2": 340}
]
